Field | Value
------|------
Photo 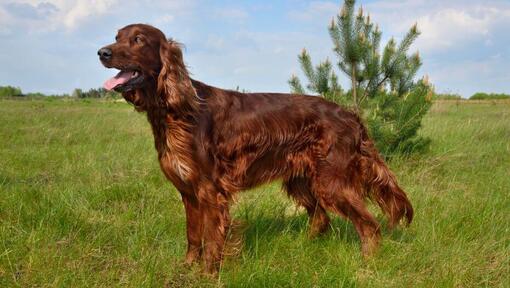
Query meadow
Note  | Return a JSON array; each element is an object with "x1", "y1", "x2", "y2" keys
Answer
[{"x1": 0, "y1": 98, "x2": 508, "y2": 287}]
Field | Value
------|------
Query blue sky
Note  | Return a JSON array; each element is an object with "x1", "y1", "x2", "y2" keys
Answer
[{"x1": 1, "y1": 0, "x2": 509, "y2": 97}]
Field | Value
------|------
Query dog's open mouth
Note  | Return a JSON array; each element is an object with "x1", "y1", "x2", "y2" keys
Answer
[{"x1": 103, "y1": 70, "x2": 143, "y2": 92}]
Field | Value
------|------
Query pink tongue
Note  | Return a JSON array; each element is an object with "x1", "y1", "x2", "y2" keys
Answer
[{"x1": 103, "y1": 71, "x2": 133, "y2": 91}]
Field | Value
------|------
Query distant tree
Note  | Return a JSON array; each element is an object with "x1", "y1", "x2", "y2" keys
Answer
[
  {"x1": 289, "y1": 0, "x2": 432, "y2": 157},
  {"x1": 72, "y1": 88, "x2": 84, "y2": 98},
  {"x1": 86, "y1": 88, "x2": 101, "y2": 98},
  {"x1": 0, "y1": 86, "x2": 23, "y2": 97},
  {"x1": 235, "y1": 86, "x2": 251, "y2": 93}
]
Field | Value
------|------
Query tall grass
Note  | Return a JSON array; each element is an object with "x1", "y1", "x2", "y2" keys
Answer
[{"x1": 0, "y1": 99, "x2": 508, "y2": 287}]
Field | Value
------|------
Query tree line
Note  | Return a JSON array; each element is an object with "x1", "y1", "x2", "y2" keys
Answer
[
  {"x1": 0, "y1": 86, "x2": 120, "y2": 99},
  {"x1": 2, "y1": 85, "x2": 505, "y2": 101},
  {"x1": 433, "y1": 92, "x2": 510, "y2": 100}
]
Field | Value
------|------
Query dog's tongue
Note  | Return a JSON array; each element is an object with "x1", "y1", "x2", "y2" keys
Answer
[{"x1": 103, "y1": 71, "x2": 133, "y2": 91}]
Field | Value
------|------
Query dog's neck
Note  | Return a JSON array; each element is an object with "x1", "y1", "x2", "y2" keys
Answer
[{"x1": 123, "y1": 77, "x2": 201, "y2": 183}]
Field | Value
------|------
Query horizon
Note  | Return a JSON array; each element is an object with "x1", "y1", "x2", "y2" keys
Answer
[{"x1": 1, "y1": 0, "x2": 509, "y2": 98}]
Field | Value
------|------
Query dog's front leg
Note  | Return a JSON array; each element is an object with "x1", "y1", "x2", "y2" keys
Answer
[
  {"x1": 200, "y1": 186, "x2": 230, "y2": 275},
  {"x1": 181, "y1": 194, "x2": 204, "y2": 265}
]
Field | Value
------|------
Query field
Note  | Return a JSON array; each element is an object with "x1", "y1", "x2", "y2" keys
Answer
[{"x1": 0, "y1": 98, "x2": 509, "y2": 287}]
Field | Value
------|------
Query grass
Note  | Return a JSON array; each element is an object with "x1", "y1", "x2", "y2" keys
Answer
[{"x1": 0, "y1": 98, "x2": 509, "y2": 287}]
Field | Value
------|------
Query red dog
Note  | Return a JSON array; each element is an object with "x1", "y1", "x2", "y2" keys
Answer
[{"x1": 98, "y1": 24, "x2": 413, "y2": 274}]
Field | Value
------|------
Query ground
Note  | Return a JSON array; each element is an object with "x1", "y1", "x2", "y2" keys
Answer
[{"x1": 0, "y1": 98, "x2": 509, "y2": 287}]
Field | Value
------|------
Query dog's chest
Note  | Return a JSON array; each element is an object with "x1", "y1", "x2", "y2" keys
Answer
[
  {"x1": 159, "y1": 151, "x2": 191, "y2": 183},
  {"x1": 148, "y1": 111, "x2": 196, "y2": 184},
  {"x1": 157, "y1": 126, "x2": 195, "y2": 184}
]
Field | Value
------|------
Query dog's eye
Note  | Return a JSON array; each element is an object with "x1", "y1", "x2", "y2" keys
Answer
[
  {"x1": 134, "y1": 36, "x2": 143, "y2": 44},
  {"x1": 115, "y1": 36, "x2": 119, "y2": 41}
]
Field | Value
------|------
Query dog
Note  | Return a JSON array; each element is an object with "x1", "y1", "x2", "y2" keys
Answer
[{"x1": 98, "y1": 24, "x2": 413, "y2": 274}]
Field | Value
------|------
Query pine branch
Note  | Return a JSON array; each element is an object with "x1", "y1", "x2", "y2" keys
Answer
[
  {"x1": 298, "y1": 49, "x2": 315, "y2": 85},
  {"x1": 288, "y1": 75, "x2": 306, "y2": 94}
]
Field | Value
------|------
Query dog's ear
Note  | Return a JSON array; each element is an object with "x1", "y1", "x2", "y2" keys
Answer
[{"x1": 157, "y1": 39, "x2": 199, "y2": 114}]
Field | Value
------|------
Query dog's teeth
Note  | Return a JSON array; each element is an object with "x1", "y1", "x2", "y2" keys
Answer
[{"x1": 132, "y1": 71, "x2": 139, "y2": 78}]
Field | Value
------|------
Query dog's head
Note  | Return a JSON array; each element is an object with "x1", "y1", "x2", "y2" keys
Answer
[{"x1": 98, "y1": 24, "x2": 195, "y2": 111}]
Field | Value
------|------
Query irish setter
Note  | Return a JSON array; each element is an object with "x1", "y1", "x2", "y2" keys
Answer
[{"x1": 98, "y1": 24, "x2": 413, "y2": 274}]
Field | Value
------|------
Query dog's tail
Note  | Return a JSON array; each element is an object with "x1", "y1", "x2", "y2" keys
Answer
[{"x1": 358, "y1": 123, "x2": 414, "y2": 228}]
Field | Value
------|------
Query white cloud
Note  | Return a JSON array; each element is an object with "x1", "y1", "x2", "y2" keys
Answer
[
  {"x1": 1, "y1": 0, "x2": 118, "y2": 32},
  {"x1": 363, "y1": 0, "x2": 510, "y2": 53},
  {"x1": 60, "y1": 0, "x2": 118, "y2": 30},
  {"x1": 415, "y1": 9, "x2": 490, "y2": 51},
  {"x1": 1, "y1": 0, "x2": 196, "y2": 32}
]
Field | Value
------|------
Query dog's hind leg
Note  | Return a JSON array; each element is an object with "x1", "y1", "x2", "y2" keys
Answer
[
  {"x1": 311, "y1": 164, "x2": 381, "y2": 257},
  {"x1": 284, "y1": 177, "x2": 330, "y2": 238}
]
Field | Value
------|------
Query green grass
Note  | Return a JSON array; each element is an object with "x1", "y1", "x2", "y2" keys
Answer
[{"x1": 0, "y1": 98, "x2": 509, "y2": 287}]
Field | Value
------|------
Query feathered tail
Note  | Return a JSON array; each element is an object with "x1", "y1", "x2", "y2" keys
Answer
[{"x1": 359, "y1": 125, "x2": 414, "y2": 228}]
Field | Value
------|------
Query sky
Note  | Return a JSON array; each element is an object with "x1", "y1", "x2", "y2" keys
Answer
[{"x1": 0, "y1": 0, "x2": 509, "y2": 98}]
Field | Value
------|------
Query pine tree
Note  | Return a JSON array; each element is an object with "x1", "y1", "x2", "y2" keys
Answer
[{"x1": 289, "y1": 0, "x2": 433, "y2": 157}]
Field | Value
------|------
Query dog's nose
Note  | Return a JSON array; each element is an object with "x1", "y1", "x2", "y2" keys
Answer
[{"x1": 97, "y1": 47, "x2": 112, "y2": 61}]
